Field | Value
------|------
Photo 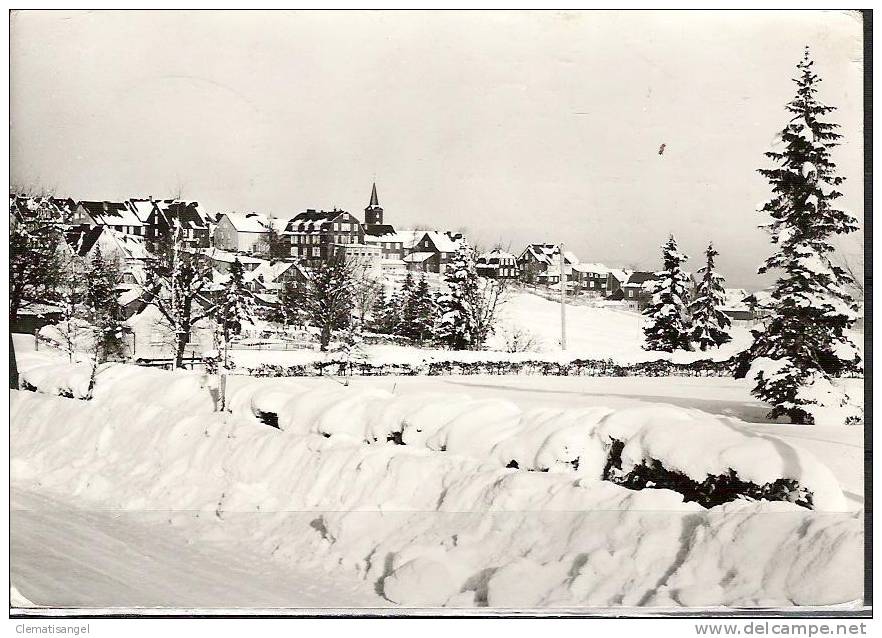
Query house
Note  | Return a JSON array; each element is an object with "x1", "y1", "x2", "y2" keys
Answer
[
  {"x1": 517, "y1": 244, "x2": 579, "y2": 284},
  {"x1": 720, "y1": 288, "x2": 753, "y2": 321},
  {"x1": 245, "y1": 260, "x2": 309, "y2": 294},
  {"x1": 617, "y1": 271, "x2": 697, "y2": 310},
  {"x1": 741, "y1": 290, "x2": 777, "y2": 322},
  {"x1": 125, "y1": 303, "x2": 216, "y2": 367},
  {"x1": 283, "y1": 208, "x2": 363, "y2": 266},
  {"x1": 141, "y1": 199, "x2": 210, "y2": 248},
  {"x1": 618, "y1": 271, "x2": 659, "y2": 309},
  {"x1": 197, "y1": 248, "x2": 265, "y2": 274},
  {"x1": 605, "y1": 269, "x2": 630, "y2": 296},
  {"x1": 71, "y1": 200, "x2": 147, "y2": 236},
  {"x1": 404, "y1": 231, "x2": 465, "y2": 274},
  {"x1": 61, "y1": 226, "x2": 152, "y2": 288},
  {"x1": 9, "y1": 195, "x2": 77, "y2": 228},
  {"x1": 571, "y1": 263, "x2": 612, "y2": 294},
  {"x1": 332, "y1": 242, "x2": 383, "y2": 274},
  {"x1": 476, "y1": 249, "x2": 519, "y2": 280},
  {"x1": 569, "y1": 265, "x2": 630, "y2": 296},
  {"x1": 213, "y1": 212, "x2": 273, "y2": 253}
]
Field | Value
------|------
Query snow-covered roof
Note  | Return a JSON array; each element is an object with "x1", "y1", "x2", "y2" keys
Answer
[
  {"x1": 520, "y1": 243, "x2": 578, "y2": 266},
  {"x1": 248, "y1": 260, "x2": 304, "y2": 285},
  {"x1": 572, "y1": 262, "x2": 611, "y2": 274},
  {"x1": 420, "y1": 231, "x2": 464, "y2": 254},
  {"x1": 79, "y1": 201, "x2": 146, "y2": 227},
  {"x1": 607, "y1": 269, "x2": 631, "y2": 283},
  {"x1": 388, "y1": 230, "x2": 423, "y2": 249},
  {"x1": 477, "y1": 249, "x2": 517, "y2": 263},
  {"x1": 223, "y1": 212, "x2": 272, "y2": 233},
  {"x1": 198, "y1": 247, "x2": 266, "y2": 265},
  {"x1": 126, "y1": 199, "x2": 158, "y2": 224},
  {"x1": 155, "y1": 200, "x2": 208, "y2": 230},
  {"x1": 283, "y1": 209, "x2": 355, "y2": 234},
  {"x1": 64, "y1": 226, "x2": 151, "y2": 261}
]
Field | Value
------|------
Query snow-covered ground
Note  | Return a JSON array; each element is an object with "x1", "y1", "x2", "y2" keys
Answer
[
  {"x1": 228, "y1": 291, "x2": 861, "y2": 370},
  {"x1": 11, "y1": 487, "x2": 388, "y2": 610},
  {"x1": 11, "y1": 336, "x2": 865, "y2": 611}
]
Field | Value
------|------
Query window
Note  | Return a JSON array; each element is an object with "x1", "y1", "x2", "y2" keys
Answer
[{"x1": 312, "y1": 247, "x2": 320, "y2": 257}]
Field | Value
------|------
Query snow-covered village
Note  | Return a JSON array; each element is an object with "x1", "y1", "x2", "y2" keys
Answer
[{"x1": 7, "y1": 10, "x2": 868, "y2": 620}]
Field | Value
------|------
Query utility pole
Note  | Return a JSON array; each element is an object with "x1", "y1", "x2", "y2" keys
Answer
[{"x1": 560, "y1": 243, "x2": 567, "y2": 351}]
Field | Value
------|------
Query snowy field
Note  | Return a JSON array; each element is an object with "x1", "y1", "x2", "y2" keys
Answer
[
  {"x1": 230, "y1": 292, "x2": 753, "y2": 369},
  {"x1": 10, "y1": 334, "x2": 864, "y2": 611},
  {"x1": 229, "y1": 291, "x2": 861, "y2": 370}
]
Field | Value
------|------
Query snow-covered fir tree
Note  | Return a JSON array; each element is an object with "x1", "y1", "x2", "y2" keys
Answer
[
  {"x1": 368, "y1": 287, "x2": 397, "y2": 335},
  {"x1": 396, "y1": 271, "x2": 417, "y2": 338},
  {"x1": 735, "y1": 47, "x2": 861, "y2": 425},
  {"x1": 408, "y1": 273, "x2": 437, "y2": 344},
  {"x1": 216, "y1": 258, "x2": 257, "y2": 366},
  {"x1": 83, "y1": 246, "x2": 125, "y2": 398},
  {"x1": 689, "y1": 243, "x2": 732, "y2": 351},
  {"x1": 437, "y1": 244, "x2": 480, "y2": 350},
  {"x1": 642, "y1": 234, "x2": 693, "y2": 352}
]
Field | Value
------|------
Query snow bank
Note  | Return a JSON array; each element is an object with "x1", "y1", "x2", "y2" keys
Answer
[
  {"x1": 11, "y1": 390, "x2": 861, "y2": 608},
  {"x1": 16, "y1": 355, "x2": 848, "y2": 511}
]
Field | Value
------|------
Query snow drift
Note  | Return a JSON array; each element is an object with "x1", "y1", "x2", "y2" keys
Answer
[
  {"x1": 17, "y1": 353, "x2": 848, "y2": 511},
  {"x1": 11, "y1": 357, "x2": 863, "y2": 608}
]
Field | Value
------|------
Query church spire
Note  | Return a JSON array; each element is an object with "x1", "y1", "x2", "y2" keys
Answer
[{"x1": 365, "y1": 181, "x2": 384, "y2": 226}]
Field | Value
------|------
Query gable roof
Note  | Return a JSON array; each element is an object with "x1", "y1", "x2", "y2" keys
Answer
[
  {"x1": 387, "y1": 230, "x2": 423, "y2": 248},
  {"x1": 418, "y1": 231, "x2": 464, "y2": 254},
  {"x1": 477, "y1": 249, "x2": 517, "y2": 264},
  {"x1": 196, "y1": 247, "x2": 266, "y2": 265},
  {"x1": 519, "y1": 243, "x2": 578, "y2": 266},
  {"x1": 64, "y1": 226, "x2": 151, "y2": 261},
  {"x1": 64, "y1": 226, "x2": 104, "y2": 257},
  {"x1": 127, "y1": 199, "x2": 159, "y2": 224},
  {"x1": 154, "y1": 200, "x2": 208, "y2": 230},
  {"x1": 222, "y1": 212, "x2": 271, "y2": 233},
  {"x1": 624, "y1": 271, "x2": 658, "y2": 287},
  {"x1": 79, "y1": 200, "x2": 146, "y2": 227}
]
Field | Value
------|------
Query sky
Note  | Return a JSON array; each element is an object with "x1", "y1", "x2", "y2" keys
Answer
[{"x1": 10, "y1": 10, "x2": 865, "y2": 288}]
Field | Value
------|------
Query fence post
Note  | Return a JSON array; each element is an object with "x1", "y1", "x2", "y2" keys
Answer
[{"x1": 219, "y1": 373, "x2": 227, "y2": 412}]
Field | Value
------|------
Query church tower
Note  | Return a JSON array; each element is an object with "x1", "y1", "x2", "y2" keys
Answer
[{"x1": 364, "y1": 182, "x2": 384, "y2": 226}]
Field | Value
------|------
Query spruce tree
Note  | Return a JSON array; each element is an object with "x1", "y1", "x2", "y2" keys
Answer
[
  {"x1": 689, "y1": 243, "x2": 732, "y2": 351},
  {"x1": 83, "y1": 247, "x2": 125, "y2": 398},
  {"x1": 642, "y1": 234, "x2": 692, "y2": 352},
  {"x1": 84, "y1": 246, "x2": 125, "y2": 361},
  {"x1": 437, "y1": 244, "x2": 479, "y2": 350},
  {"x1": 736, "y1": 47, "x2": 861, "y2": 424},
  {"x1": 370, "y1": 289, "x2": 398, "y2": 335},
  {"x1": 216, "y1": 258, "x2": 257, "y2": 365},
  {"x1": 396, "y1": 271, "x2": 416, "y2": 338},
  {"x1": 409, "y1": 274, "x2": 437, "y2": 344}
]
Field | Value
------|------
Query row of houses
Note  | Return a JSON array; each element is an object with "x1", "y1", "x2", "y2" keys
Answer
[
  {"x1": 10, "y1": 195, "x2": 211, "y2": 247},
  {"x1": 11, "y1": 184, "x2": 471, "y2": 277},
  {"x1": 12, "y1": 190, "x2": 763, "y2": 322},
  {"x1": 212, "y1": 185, "x2": 467, "y2": 275}
]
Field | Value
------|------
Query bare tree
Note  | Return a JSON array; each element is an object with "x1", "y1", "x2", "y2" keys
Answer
[
  {"x1": 141, "y1": 222, "x2": 216, "y2": 368},
  {"x1": 350, "y1": 263, "x2": 383, "y2": 329}
]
